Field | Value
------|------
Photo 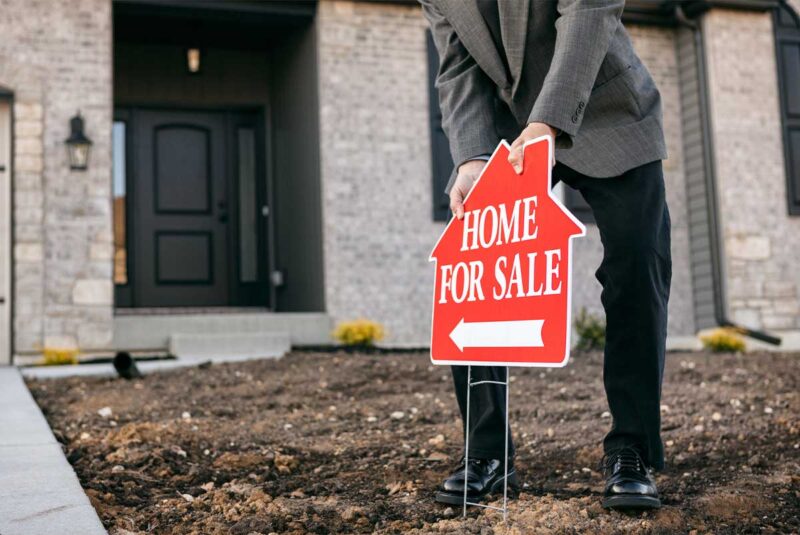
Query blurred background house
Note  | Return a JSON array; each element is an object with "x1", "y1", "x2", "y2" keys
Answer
[{"x1": 0, "y1": 0, "x2": 798, "y2": 364}]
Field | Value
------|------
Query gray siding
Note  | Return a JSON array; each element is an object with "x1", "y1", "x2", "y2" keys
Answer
[{"x1": 677, "y1": 26, "x2": 717, "y2": 331}]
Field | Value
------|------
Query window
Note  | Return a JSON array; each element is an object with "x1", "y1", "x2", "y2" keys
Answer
[
  {"x1": 112, "y1": 120, "x2": 128, "y2": 285},
  {"x1": 563, "y1": 185, "x2": 595, "y2": 224},
  {"x1": 774, "y1": 1, "x2": 800, "y2": 215},
  {"x1": 426, "y1": 30, "x2": 454, "y2": 222}
]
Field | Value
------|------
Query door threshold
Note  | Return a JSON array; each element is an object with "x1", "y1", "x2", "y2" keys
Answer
[{"x1": 115, "y1": 307, "x2": 272, "y2": 316}]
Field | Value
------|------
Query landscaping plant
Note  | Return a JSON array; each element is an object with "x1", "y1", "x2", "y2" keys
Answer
[
  {"x1": 574, "y1": 307, "x2": 606, "y2": 351},
  {"x1": 332, "y1": 318, "x2": 385, "y2": 347},
  {"x1": 700, "y1": 328, "x2": 746, "y2": 353}
]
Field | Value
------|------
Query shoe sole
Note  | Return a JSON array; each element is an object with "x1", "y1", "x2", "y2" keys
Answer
[
  {"x1": 435, "y1": 470, "x2": 519, "y2": 506},
  {"x1": 602, "y1": 494, "x2": 661, "y2": 510}
]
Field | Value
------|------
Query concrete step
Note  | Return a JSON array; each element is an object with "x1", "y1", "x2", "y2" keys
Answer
[
  {"x1": 114, "y1": 312, "x2": 330, "y2": 352},
  {"x1": 168, "y1": 332, "x2": 290, "y2": 361}
]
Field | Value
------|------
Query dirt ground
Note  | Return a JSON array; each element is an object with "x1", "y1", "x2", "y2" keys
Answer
[{"x1": 27, "y1": 349, "x2": 800, "y2": 535}]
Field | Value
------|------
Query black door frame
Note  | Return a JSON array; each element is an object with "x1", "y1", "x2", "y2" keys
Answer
[{"x1": 114, "y1": 104, "x2": 273, "y2": 309}]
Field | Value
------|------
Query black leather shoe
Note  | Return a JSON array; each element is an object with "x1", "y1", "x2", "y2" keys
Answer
[
  {"x1": 435, "y1": 457, "x2": 518, "y2": 505},
  {"x1": 601, "y1": 446, "x2": 661, "y2": 510}
]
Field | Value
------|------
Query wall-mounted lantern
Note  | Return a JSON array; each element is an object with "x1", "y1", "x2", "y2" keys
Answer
[
  {"x1": 65, "y1": 112, "x2": 92, "y2": 171},
  {"x1": 187, "y1": 48, "x2": 202, "y2": 74}
]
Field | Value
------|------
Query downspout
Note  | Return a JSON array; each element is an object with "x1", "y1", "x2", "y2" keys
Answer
[{"x1": 675, "y1": 6, "x2": 781, "y2": 345}]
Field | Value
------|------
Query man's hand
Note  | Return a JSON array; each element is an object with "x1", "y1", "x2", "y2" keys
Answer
[
  {"x1": 508, "y1": 122, "x2": 557, "y2": 174},
  {"x1": 450, "y1": 159, "x2": 487, "y2": 220}
]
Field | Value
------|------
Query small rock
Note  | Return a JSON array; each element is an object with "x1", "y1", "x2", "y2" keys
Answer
[
  {"x1": 180, "y1": 493, "x2": 194, "y2": 502},
  {"x1": 284, "y1": 423, "x2": 293, "y2": 430},
  {"x1": 390, "y1": 411, "x2": 405, "y2": 420},
  {"x1": 712, "y1": 412, "x2": 722, "y2": 421},
  {"x1": 764, "y1": 407, "x2": 774, "y2": 414},
  {"x1": 97, "y1": 407, "x2": 113, "y2": 418},
  {"x1": 546, "y1": 428, "x2": 554, "y2": 437},
  {"x1": 79, "y1": 432, "x2": 91, "y2": 441},
  {"x1": 693, "y1": 424, "x2": 704, "y2": 432},
  {"x1": 341, "y1": 506, "x2": 363, "y2": 521},
  {"x1": 660, "y1": 404, "x2": 670, "y2": 413},
  {"x1": 428, "y1": 434, "x2": 446, "y2": 446},
  {"x1": 443, "y1": 507, "x2": 455, "y2": 517},
  {"x1": 111, "y1": 465, "x2": 124, "y2": 473},
  {"x1": 366, "y1": 416, "x2": 378, "y2": 422},
  {"x1": 601, "y1": 411, "x2": 610, "y2": 418},
  {"x1": 181, "y1": 411, "x2": 191, "y2": 420}
]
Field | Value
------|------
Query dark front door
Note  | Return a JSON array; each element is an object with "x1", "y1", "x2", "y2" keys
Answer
[{"x1": 126, "y1": 108, "x2": 269, "y2": 307}]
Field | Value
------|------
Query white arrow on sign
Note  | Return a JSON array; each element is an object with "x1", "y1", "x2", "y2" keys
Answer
[{"x1": 449, "y1": 318, "x2": 545, "y2": 352}]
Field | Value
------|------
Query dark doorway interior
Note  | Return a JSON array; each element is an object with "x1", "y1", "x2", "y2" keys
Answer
[{"x1": 112, "y1": 0, "x2": 325, "y2": 312}]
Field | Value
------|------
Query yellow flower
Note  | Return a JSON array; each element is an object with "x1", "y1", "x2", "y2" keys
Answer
[
  {"x1": 699, "y1": 328, "x2": 746, "y2": 353},
  {"x1": 332, "y1": 319, "x2": 385, "y2": 347}
]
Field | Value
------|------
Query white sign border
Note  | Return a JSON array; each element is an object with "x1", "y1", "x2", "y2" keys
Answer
[{"x1": 429, "y1": 136, "x2": 587, "y2": 368}]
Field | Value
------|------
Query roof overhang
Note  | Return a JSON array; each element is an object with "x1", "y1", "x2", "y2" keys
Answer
[{"x1": 359, "y1": 0, "x2": 780, "y2": 26}]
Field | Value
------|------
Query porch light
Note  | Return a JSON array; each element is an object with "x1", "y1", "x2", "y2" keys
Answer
[
  {"x1": 187, "y1": 48, "x2": 201, "y2": 74},
  {"x1": 65, "y1": 112, "x2": 92, "y2": 170}
]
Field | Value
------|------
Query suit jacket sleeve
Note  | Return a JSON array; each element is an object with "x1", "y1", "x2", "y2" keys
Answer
[
  {"x1": 420, "y1": 0, "x2": 499, "y2": 187},
  {"x1": 528, "y1": 0, "x2": 624, "y2": 145}
]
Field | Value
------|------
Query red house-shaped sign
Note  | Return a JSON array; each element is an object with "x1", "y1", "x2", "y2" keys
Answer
[{"x1": 430, "y1": 136, "x2": 586, "y2": 367}]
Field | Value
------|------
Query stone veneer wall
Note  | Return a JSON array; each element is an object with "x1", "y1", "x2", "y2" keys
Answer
[
  {"x1": 317, "y1": 0, "x2": 695, "y2": 344},
  {"x1": 0, "y1": 0, "x2": 113, "y2": 354},
  {"x1": 703, "y1": 8, "x2": 800, "y2": 332}
]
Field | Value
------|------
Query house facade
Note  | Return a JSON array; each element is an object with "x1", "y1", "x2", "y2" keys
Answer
[{"x1": 0, "y1": 0, "x2": 798, "y2": 363}]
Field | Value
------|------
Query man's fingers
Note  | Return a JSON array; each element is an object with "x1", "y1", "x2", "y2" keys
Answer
[
  {"x1": 450, "y1": 198, "x2": 465, "y2": 220},
  {"x1": 508, "y1": 144, "x2": 523, "y2": 174}
]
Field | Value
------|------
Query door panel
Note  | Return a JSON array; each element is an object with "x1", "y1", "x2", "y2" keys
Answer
[
  {"x1": 0, "y1": 100, "x2": 11, "y2": 363},
  {"x1": 227, "y1": 111, "x2": 270, "y2": 306},
  {"x1": 154, "y1": 126, "x2": 212, "y2": 213},
  {"x1": 132, "y1": 110, "x2": 230, "y2": 306}
]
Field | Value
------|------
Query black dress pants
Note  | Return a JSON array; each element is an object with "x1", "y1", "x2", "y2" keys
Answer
[{"x1": 451, "y1": 159, "x2": 671, "y2": 470}]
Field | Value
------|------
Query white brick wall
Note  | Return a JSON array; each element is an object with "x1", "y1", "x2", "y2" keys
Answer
[
  {"x1": 704, "y1": 9, "x2": 800, "y2": 332},
  {"x1": 318, "y1": 0, "x2": 442, "y2": 345},
  {"x1": 0, "y1": 0, "x2": 113, "y2": 353}
]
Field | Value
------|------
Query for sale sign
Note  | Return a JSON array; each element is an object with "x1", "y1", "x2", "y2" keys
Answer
[{"x1": 430, "y1": 136, "x2": 586, "y2": 367}]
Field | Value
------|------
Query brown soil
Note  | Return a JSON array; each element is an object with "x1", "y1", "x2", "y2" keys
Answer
[{"x1": 27, "y1": 350, "x2": 800, "y2": 535}]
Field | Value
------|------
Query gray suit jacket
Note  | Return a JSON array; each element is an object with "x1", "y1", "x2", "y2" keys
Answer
[{"x1": 420, "y1": 0, "x2": 668, "y2": 192}]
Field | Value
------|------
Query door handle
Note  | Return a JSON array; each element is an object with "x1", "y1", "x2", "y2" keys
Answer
[{"x1": 217, "y1": 200, "x2": 228, "y2": 223}]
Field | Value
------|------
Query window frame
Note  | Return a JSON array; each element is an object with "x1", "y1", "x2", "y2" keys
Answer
[
  {"x1": 426, "y1": 29, "x2": 455, "y2": 222},
  {"x1": 774, "y1": 0, "x2": 800, "y2": 216}
]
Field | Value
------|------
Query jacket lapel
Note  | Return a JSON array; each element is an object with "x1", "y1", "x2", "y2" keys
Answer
[
  {"x1": 498, "y1": 0, "x2": 529, "y2": 96},
  {"x1": 438, "y1": 0, "x2": 510, "y2": 89}
]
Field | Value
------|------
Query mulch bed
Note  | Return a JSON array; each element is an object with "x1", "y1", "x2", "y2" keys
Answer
[{"x1": 27, "y1": 349, "x2": 800, "y2": 534}]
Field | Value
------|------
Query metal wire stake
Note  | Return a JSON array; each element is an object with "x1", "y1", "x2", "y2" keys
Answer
[
  {"x1": 503, "y1": 366, "x2": 510, "y2": 523},
  {"x1": 463, "y1": 365, "x2": 471, "y2": 518},
  {"x1": 462, "y1": 366, "x2": 511, "y2": 523}
]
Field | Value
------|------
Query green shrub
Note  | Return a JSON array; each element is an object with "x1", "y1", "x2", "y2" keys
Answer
[
  {"x1": 574, "y1": 308, "x2": 606, "y2": 351},
  {"x1": 39, "y1": 347, "x2": 79, "y2": 366},
  {"x1": 332, "y1": 319, "x2": 385, "y2": 347},
  {"x1": 700, "y1": 328, "x2": 746, "y2": 353}
]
